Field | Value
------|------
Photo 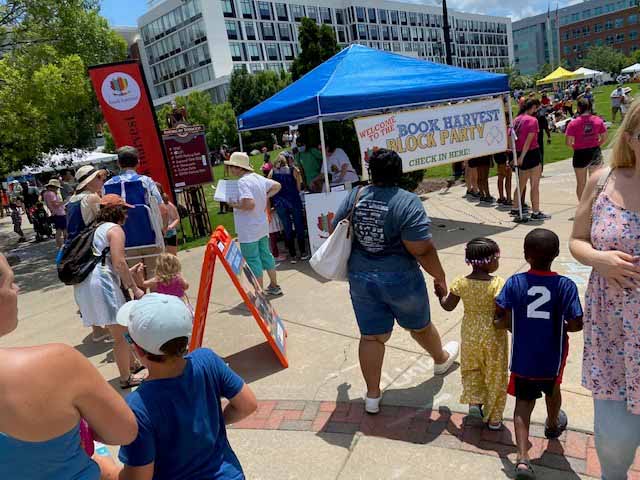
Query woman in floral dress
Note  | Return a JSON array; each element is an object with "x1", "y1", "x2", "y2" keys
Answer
[{"x1": 570, "y1": 100, "x2": 640, "y2": 479}]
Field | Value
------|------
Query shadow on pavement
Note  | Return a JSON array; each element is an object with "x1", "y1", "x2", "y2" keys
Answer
[
  {"x1": 429, "y1": 217, "x2": 512, "y2": 251},
  {"x1": 74, "y1": 334, "x2": 115, "y2": 359},
  {"x1": 224, "y1": 343, "x2": 285, "y2": 384},
  {"x1": 9, "y1": 238, "x2": 62, "y2": 293}
]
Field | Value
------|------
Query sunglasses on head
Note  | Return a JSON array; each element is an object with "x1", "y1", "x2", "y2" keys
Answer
[{"x1": 124, "y1": 332, "x2": 134, "y2": 345}]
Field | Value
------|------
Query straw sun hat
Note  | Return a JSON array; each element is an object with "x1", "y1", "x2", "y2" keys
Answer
[{"x1": 224, "y1": 152, "x2": 254, "y2": 172}]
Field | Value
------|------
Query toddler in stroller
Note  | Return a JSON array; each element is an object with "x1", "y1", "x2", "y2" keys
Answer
[{"x1": 31, "y1": 202, "x2": 53, "y2": 242}]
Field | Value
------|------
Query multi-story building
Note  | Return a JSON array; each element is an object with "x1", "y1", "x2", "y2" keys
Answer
[
  {"x1": 138, "y1": 0, "x2": 513, "y2": 106},
  {"x1": 513, "y1": 0, "x2": 639, "y2": 75}
]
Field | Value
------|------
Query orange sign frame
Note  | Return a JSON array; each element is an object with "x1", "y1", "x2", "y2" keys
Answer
[{"x1": 190, "y1": 226, "x2": 288, "y2": 368}]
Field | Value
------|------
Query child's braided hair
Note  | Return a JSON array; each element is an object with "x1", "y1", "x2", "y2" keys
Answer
[{"x1": 465, "y1": 237, "x2": 500, "y2": 266}]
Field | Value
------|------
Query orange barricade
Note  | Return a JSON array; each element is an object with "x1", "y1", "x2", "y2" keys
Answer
[{"x1": 190, "y1": 226, "x2": 288, "y2": 368}]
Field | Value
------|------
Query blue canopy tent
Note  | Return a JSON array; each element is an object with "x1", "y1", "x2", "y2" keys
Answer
[{"x1": 237, "y1": 45, "x2": 514, "y2": 202}]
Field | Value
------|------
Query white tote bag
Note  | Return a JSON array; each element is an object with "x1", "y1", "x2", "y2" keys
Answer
[{"x1": 310, "y1": 187, "x2": 366, "y2": 281}]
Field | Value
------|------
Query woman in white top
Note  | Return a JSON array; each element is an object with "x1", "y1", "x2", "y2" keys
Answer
[
  {"x1": 73, "y1": 194, "x2": 145, "y2": 389},
  {"x1": 312, "y1": 141, "x2": 359, "y2": 190}
]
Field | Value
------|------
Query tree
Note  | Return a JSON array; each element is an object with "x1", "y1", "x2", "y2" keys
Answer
[
  {"x1": 228, "y1": 68, "x2": 291, "y2": 116},
  {"x1": 291, "y1": 18, "x2": 339, "y2": 80},
  {"x1": 207, "y1": 103, "x2": 238, "y2": 149},
  {"x1": 535, "y1": 63, "x2": 553, "y2": 80},
  {"x1": 584, "y1": 46, "x2": 630, "y2": 74},
  {"x1": 103, "y1": 124, "x2": 116, "y2": 154},
  {"x1": 0, "y1": 1, "x2": 127, "y2": 175},
  {"x1": 156, "y1": 91, "x2": 216, "y2": 130}
]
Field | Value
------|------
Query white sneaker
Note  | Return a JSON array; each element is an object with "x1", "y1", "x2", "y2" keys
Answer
[
  {"x1": 364, "y1": 394, "x2": 381, "y2": 414},
  {"x1": 433, "y1": 341, "x2": 460, "y2": 375}
]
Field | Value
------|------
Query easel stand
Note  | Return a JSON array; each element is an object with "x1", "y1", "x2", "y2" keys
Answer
[
  {"x1": 178, "y1": 185, "x2": 212, "y2": 241},
  {"x1": 190, "y1": 226, "x2": 289, "y2": 368}
]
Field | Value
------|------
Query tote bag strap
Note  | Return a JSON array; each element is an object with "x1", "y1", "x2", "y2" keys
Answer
[{"x1": 346, "y1": 186, "x2": 367, "y2": 239}]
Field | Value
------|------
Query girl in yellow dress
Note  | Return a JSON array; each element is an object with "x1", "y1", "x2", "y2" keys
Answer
[{"x1": 438, "y1": 238, "x2": 508, "y2": 430}]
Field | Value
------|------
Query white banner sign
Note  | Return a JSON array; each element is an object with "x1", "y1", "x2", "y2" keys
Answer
[
  {"x1": 304, "y1": 190, "x2": 350, "y2": 254},
  {"x1": 354, "y1": 98, "x2": 507, "y2": 175}
]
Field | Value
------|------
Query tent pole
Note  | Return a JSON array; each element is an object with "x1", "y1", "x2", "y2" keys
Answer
[
  {"x1": 506, "y1": 94, "x2": 524, "y2": 222},
  {"x1": 238, "y1": 132, "x2": 244, "y2": 152},
  {"x1": 319, "y1": 118, "x2": 330, "y2": 193}
]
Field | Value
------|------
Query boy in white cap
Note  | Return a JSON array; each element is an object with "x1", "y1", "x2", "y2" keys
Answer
[
  {"x1": 96, "y1": 293, "x2": 257, "y2": 480},
  {"x1": 225, "y1": 151, "x2": 283, "y2": 296}
]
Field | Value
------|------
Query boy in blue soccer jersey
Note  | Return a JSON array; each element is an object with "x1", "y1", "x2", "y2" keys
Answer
[{"x1": 495, "y1": 229, "x2": 583, "y2": 480}]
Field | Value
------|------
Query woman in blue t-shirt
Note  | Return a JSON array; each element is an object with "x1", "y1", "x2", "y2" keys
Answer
[
  {"x1": 332, "y1": 149, "x2": 459, "y2": 415},
  {"x1": 0, "y1": 253, "x2": 138, "y2": 480}
]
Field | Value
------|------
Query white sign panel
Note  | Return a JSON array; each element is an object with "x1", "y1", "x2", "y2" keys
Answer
[
  {"x1": 354, "y1": 98, "x2": 507, "y2": 175},
  {"x1": 304, "y1": 191, "x2": 350, "y2": 254}
]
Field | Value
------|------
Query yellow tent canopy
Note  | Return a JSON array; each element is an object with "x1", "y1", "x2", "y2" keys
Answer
[{"x1": 536, "y1": 67, "x2": 585, "y2": 85}]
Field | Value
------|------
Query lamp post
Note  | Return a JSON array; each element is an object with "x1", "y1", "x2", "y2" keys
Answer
[{"x1": 442, "y1": 0, "x2": 453, "y2": 66}]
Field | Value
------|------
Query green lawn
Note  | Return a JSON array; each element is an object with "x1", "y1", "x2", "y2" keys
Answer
[{"x1": 178, "y1": 84, "x2": 638, "y2": 250}]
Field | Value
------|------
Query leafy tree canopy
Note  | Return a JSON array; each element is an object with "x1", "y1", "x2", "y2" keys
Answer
[
  {"x1": 228, "y1": 68, "x2": 291, "y2": 115},
  {"x1": 291, "y1": 18, "x2": 338, "y2": 80},
  {"x1": 584, "y1": 46, "x2": 630, "y2": 74}
]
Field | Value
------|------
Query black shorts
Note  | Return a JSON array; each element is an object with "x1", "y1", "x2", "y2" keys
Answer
[
  {"x1": 573, "y1": 147, "x2": 603, "y2": 169},
  {"x1": 493, "y1": 152, "x2": 509, "y2": 165},
  {"x1": 468, "y1": 155, "x2": 492, "y2": 168},
  {"x1": 508, "y1": 374, "x2": 557, "y2": 401},
  {"x1": 164, "y1": 235, "x2": 178, "y2": 247},
  {"x1": 49, "y1": 215, "x2": 66, "y2": 231},
  {"x1": 516, "y1": 149, "x2": 542, "y2": 171}
]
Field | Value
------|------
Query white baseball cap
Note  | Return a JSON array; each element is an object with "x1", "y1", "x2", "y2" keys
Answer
[{"x1": 116, "y1": 293, "x2": 193, "y2": 355}]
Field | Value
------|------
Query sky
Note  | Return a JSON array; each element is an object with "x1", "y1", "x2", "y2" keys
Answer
[{"x1": 99, "y1": 0, "x2": 584, "y2": 27}]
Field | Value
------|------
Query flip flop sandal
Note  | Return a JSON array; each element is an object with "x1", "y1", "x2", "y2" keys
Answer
[
  {"x1": 514, "y1": 459, "x2": 536, "y2": 480},
  {"x1": 130, "y1": 361, "x2": 146, "y2": 375},
  {"x1": 119, "y1": 374, "x2": 144, "y2": 390},
  {"x1": 545, "y1": 409, "x2": 568, "y2": 439}
]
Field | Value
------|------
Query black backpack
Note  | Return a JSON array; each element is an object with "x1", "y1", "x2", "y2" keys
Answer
[{"x1": 57, "y1": 223, "x2": 110, "y2": 286}]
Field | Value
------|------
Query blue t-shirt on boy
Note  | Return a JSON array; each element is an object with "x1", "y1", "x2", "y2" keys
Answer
[
  {"x1": 496, "y1": 271, "x2": 583, "y2": 379},
  {"x1": 119, "y1": 348, "x2": 245, "y2": 480}
]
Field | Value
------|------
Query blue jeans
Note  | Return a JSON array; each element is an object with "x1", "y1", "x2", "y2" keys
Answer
[
  {"x1": 594, "y1": 398, "x2": 640, "y2": 479},
  {"x1": 348, "y1": 268, "x2": 430, "y2": 336},
  {"x1": 275, "y1": 204, "x2": 306, "y2": 257}
]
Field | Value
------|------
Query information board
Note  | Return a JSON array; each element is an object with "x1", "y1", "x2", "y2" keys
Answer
[
  {"x1": 162, "y1": 124, "x2": 213, "y2": 188},
  {"x1": 190, "y1": 226, "x2": 288, "y2": 368}
]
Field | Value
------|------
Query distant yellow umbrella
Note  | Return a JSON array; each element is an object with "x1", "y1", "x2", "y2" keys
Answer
[{"x1": 536, "y1": 67, "x2": 585, "y2": 86}]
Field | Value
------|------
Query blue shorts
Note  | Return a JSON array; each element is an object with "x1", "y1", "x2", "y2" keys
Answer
[
  {"x1": 348, "y1": 268, "x2": 431, "y2": 336},
  {"x1": 240, "y1": 236, "x2": 276, "y2": 279}
]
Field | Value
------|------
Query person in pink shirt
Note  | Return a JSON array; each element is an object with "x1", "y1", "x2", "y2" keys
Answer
[
  {"x1": 42, "y1": 178, "x2": 67, "y2": 249},
  {"x1": 566, "y1": 98, "x2": 608, "y2": 200},
  {"x1": 512, "y1": 98, "x2": 548, "y2": 221}
]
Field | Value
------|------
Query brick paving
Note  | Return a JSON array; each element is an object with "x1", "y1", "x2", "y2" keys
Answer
[{"x1": 228, "y1": 399, "x2": 640, "y2": 478}]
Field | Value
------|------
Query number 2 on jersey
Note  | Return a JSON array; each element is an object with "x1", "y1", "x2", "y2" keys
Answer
[{"x1": 527, "y1": 286, "x2": 551, "y2": 319}]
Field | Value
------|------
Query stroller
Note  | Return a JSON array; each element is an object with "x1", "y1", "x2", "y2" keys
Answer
[{"x1": 30, "y1": 202, "x2": 54, "y2": 242}]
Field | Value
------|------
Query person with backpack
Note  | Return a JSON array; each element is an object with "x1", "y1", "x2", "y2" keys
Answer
[
  {"x1": 73, "y1": 194, "x2": 146, "y2": 389},
  {"x1": 66, "y1": 165, "x2": 111, "y2": 343}
]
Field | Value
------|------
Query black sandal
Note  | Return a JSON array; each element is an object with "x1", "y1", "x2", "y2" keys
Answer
[
  {"x1": 130, "y1": 361, "x2": 146, "y2": 375},
  {"x1": 119, "y1": 374, "x2": 144, "y2": 389},
  {"x1": 544, "y1": 409, "x2": 568, "y2": 439},
  {"x1": 514, "y1": 459, "x2": 536, "y2": 479}
]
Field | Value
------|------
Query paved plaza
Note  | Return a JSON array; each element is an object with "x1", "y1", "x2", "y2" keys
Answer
[{"x1": 0, "y1": 158, "x2": 631, "y2": 479}]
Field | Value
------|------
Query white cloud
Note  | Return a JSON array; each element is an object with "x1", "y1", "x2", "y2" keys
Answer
[{"x1": 401, "y1": 0, "x2": 583, "y2": 21}]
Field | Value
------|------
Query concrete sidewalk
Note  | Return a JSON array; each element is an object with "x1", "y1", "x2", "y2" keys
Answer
[{"x1": 0, "y1": 159, "x2": 618, "y2": 479}]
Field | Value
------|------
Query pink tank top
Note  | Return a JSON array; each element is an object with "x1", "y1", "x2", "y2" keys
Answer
[{"x1": 156, "y1": 277, "x2": 185, "y2": 298}]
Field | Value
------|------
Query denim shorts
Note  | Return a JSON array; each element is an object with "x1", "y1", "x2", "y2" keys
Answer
[{"x1": 348, "y1": 268, "x2": 431, "y2": 336}]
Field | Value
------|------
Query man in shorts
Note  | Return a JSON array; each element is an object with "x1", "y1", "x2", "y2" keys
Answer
[
  {"x1": 495, "y1": 229, "x2": 583, "y2": 480},
  {"x1": 611, "y1": 85, "x2": 625, "y2": 123},
  {"x1": 225, "y1": 152, "x2": 283, "y2": 296}
]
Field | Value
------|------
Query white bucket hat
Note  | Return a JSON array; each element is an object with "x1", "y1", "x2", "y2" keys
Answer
[
  {"x1": 224, "y1": 152, "x2": 254, "y2": 172},
  {"x1": 75, "y1": 165, "x2": 105, "y2": 191}
]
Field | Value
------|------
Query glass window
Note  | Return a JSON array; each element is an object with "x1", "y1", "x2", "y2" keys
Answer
[
  {"x1": 266, "y1": 43, "x2": 279, "y2": 60},
  {"x1": 320, "y1": 7, "x2": 331, "y2": 24},
  {"x1": 275, "y1": 3, "x2": 287, "y2": 20},
  {"x1": 292, "y1": 5, "x2": 304, "y2": 21},
  {"x1": 632, "y1": 31, "x2": 639, "y2": 40},
  {"x1": 258, "y1": 2, "x2": 271, "y2": 20},
  {"x1": 409, "y1": 12, "x2": 417, "y2": 26},
  {"x1": 357, "y1": 24, "x2": 367, "y2": 40},
  {"x1": 368, "y1": 8, "x2": 376, "y2": 23},
  {"x1": 379, "y1": 9, "x2": 388, "y2": 24},
  {"x1": 595, "y1": 23, "x2": 603, "y2": 32},
  {"x1": 616, "y1": 18, "x2": 624, "y2": 28},
  {"x1": 240, "y1": 0, "x2": 253, "y2": 18},
  {"x1": 606, "y1": 20, "x2": 613, "y2": 30},
  {"x1": 225, "y1": 20, "x2": 240, "y2": 39},
  {"x1": 336, "y1": 9, "x2": 345, "y2": 24},
  {"x1": 261, "y1": 22, "x2": 275, "y2": 39},
  {"x1": 390, "y1": 11, "x2": 398, "y2": 25},
  {"x1": 356, "y1": 7, "x2": 365, "y2": 22},
  {"x1": 245, "y1": 21, "x2": 256, "y2": 39},
  {"x1": 230, "y1": 42, "x2": 243, "y2": 61},
  {"x1": 399, "y1": 11, "x2": 407, "y2": 25},
  {"x1": 281, "y1": 43, "x2": 294, "y2": 59},
  {"x1": 221, "y1": 0, "x2": 234, "y2": 17},
  {"x1": 382, "y1": 26, "x2": 390, "y2": 40},
  {"x1": 307, "y1": 6, "x2": 318, "y2": 21},
  {"x1": 616, "y1": 33, "x2": 625, "y2": 43},
  {"x1": 391, "y1": 26, "x2": 398, "y2": 40},
  {"x1": 247, "y1": 43, "x2": 261, "y2": 60},
  {"x1": 401, "y1": 26, "x2": 410, "y2": 41},
  {"x1": 337, "y1": 28, "x2": 346, "y2": 43},
  {"x1": 369, "y1": 25, "x2": 379, "y2": 40},
  {"x1": 278, "y1": 23, "x2": 290, "y2": 40},
  {"x1": 629, "y1": 14, "x2": 638, "y2": 24}
]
